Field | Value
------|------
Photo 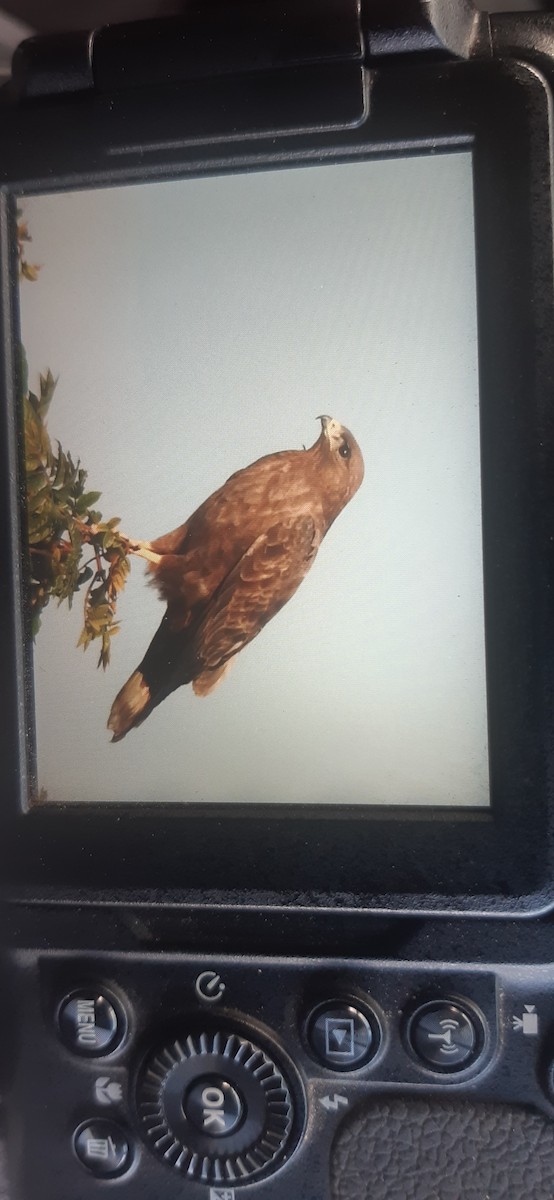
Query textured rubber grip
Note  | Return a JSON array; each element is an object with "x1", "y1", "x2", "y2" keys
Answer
[{"x1": 331, "y1": 1098, "x2": 554, "y2": 1200}]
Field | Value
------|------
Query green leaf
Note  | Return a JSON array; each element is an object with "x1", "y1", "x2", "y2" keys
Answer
[
  {"x1": 76, "y1": 566, "x2": 94, "y2": 588},
  {"x1": 21, "y1": 345, "x2": 130, "y2": 667},
  {"x1": 39, "y1": 369, "x2": 57, "y2": 413},
  {"x1": 26, "y1": 470, "x2": 50, "y2": 502},
  {"x1": 77, "y1": 491, "x2": 102, "y2": 512},
  {"x1": 52, "y1": 445, "x2": 67, "y2": 487},
  {"x1": 28, "y1": 514, "x2": 56, "y2": 544}
]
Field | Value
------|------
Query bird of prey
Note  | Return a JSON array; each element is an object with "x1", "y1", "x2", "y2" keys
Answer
[{"x1": 108, "y1": 415, "x2": 364, "y2": 740}]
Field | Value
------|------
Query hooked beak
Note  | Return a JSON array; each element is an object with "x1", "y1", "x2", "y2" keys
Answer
[
  {"x1": 316, "y1": 414, "x2": 342, "y2": 451},
  {"x1": 316, "y1": 410, "x2": 342, "y2": 451}
]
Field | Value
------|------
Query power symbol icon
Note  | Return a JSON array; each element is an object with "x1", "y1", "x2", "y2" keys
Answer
[{"x1": 195, "y1": 971, "x2": 226, "y2": 1004}]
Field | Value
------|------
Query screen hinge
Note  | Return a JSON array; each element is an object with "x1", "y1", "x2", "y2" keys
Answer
[
  {"x1": 11, "y1": 1, "x2": 366, "y2": 101},
  {"x1": 8, "y1": 0, "x2": 492, "y2": 106},
  {"x1": 7, "y1": 0, "x2": 509, "y2": 118}
]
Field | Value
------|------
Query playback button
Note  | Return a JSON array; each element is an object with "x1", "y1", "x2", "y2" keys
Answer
[
  {"x1": 306, "y1": 1001, "x2": 378, "y2": 1070},
  {"x1": 58, "y1": 989, "x2": 125, "y2": 1057},
  {"x1": 408, "y1": 1001, "x2": 480, "y2": 1072}
]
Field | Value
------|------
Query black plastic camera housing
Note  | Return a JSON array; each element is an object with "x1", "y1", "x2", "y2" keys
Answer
[{"x1": 4, "y1": 3, "x2": 554, "y2": 1197}]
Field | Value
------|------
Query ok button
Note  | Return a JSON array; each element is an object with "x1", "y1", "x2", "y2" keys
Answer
[{"x1": 183, "y1": 1076, "x2": 244, "y2": 1138}]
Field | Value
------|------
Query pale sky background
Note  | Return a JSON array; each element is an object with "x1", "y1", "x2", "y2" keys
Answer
[{"x1": 19, "y1": 153, "x2": 490, "y2": 807}]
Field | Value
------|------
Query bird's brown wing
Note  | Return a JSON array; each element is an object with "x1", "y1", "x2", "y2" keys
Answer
[
  {"x1": 147, "y1": 449, "x2": 313, "y2": 614},
  {"x1": 191, "y1": 513, "x2": 320, "y2": 694}
]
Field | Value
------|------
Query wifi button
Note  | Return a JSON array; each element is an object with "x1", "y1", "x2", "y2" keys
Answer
[{"x1": 408, "y1": 1001, "x2": 481, "y2": 1072}]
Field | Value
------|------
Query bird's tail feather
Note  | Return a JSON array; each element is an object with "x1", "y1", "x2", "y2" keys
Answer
[
  {"x1": 107, "y1": 613, "x2": 195, "y2": 740},
  {"x1": 108, "y1": 670, "x2": 152, "y2": 741}
]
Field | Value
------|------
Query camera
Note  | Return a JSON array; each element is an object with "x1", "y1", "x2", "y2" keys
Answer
[{"x1": 3, "y1": 2, "x2": 554, "y2": 1196}]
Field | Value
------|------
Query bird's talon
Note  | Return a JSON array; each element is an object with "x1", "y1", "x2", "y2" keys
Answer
[{"x1": 121, "y1": 536, "x2": 162, "y2": 565}]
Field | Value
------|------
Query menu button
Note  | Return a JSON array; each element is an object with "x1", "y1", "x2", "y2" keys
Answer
[
  {"x1": 76, "y1": 998, "x2": 96, "y2": 1046},
  {"x1": 58, "y1": 989, "x2": 125, "y2": 1057}
]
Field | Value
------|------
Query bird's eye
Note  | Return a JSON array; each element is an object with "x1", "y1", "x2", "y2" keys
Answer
[{"x1": 339, "y1": 441, "x2": 351, "y2": 459}]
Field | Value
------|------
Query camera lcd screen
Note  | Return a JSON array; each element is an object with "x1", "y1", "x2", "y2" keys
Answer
[{"x1": 18, "y1": 150, "x2": 489, "y2": 808}]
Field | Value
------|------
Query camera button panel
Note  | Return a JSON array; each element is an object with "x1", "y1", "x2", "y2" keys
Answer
[
  {"x1": 306, "y1": 1000, "x2": 378, "y2": 1070},
  {"x1": 57, "y1": 988, "x2": 126, "y2": 1057},
  {"x1": 407, "y1": 1000, "x2": 482, "y2": 1072},
  {"x1": 28, "y1": 954, "x2": 554, "y2": 1200}
]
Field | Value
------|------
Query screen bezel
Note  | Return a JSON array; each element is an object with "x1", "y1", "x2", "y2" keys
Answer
[{"x1": 1, "y1": 56, "x2": 553, "y2": 914}]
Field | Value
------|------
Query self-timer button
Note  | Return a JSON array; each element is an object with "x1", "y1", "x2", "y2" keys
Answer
[{"x1": 58, "y1": 989, "x2": 125, "y2": 1056}]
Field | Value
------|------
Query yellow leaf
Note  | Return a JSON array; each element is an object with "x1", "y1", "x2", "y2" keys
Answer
[{"x1": 21, "y1": 261, "x2": 41, "y2": 282}]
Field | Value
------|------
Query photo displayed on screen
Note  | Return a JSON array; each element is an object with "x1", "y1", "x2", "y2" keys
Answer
[{"x1": 18, "y1": 153, "x2": 489, "y2": 807}]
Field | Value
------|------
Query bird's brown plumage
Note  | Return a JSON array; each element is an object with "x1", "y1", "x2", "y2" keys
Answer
[{"x1": 108, "y1": 416, "x2": 364, "y2": 739}]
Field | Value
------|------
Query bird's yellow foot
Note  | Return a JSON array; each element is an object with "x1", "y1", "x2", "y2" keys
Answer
[{"x1": 121, "y1": 536, "x2": 162, "y2": 566}]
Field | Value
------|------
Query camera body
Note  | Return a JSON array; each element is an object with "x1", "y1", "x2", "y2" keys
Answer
[{"x1": 4, "y1": 3, "x2": 554, "y2": 1197}]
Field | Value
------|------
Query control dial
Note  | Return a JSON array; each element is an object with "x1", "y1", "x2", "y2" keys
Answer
[{"x1": 137, "y1": 1030, "x2": 294, "y2": 1183}]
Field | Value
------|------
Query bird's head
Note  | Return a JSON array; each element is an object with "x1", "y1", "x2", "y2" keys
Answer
[{"x1": 313, "y1": 415, "x2": 365, "y2": 515}]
